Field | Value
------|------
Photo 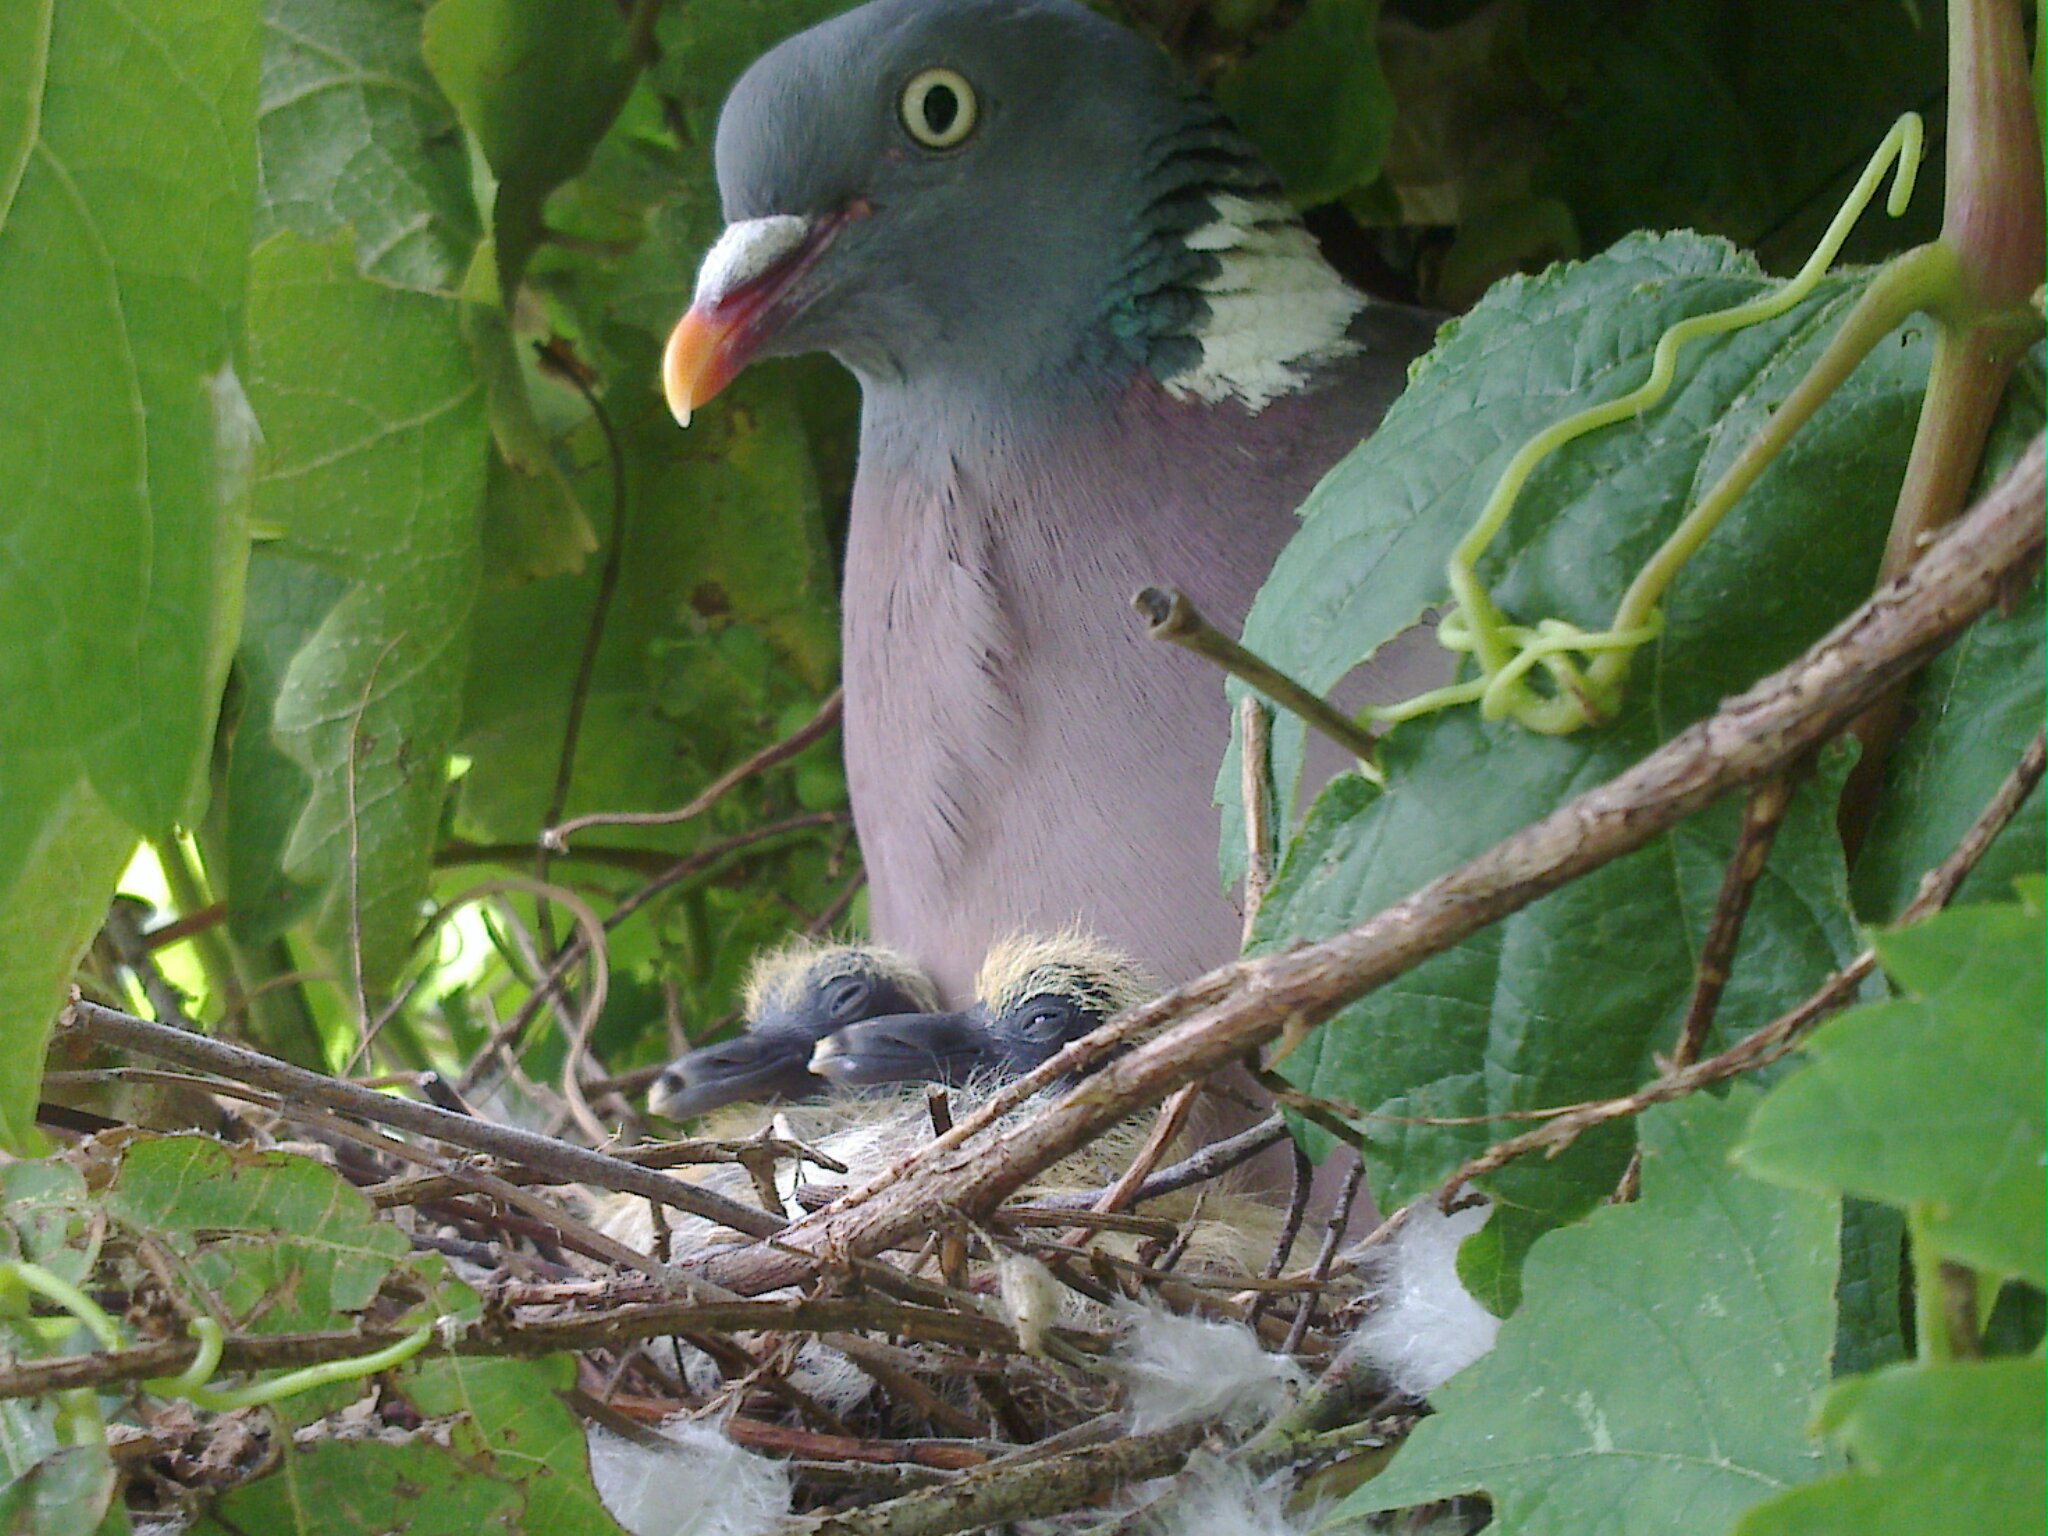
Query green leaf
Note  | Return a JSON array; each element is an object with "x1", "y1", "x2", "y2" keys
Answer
[
  {"x1": 1342, "y1": 1089, "x2": 1840, "y2": 1533},
  {"x1": 192, "y1": 1438, "x2": 526, "y2": 1536},
  {"x1": 1524, "y1": 1, "x2": 1946, "y2": 269},
  {"x1": 648, "y1": 0, "x2": 848, "y2": 146},
  {"x1": 1851, "y1": 578, "x2": 2044, "y2": 923},
  {"x1": 105, "y1": 1136, "x2": 412, "y2": 1335},
  {"x1": 219, "y1": 556, "x2": 350, "y2": 948},
  {"x1": 1833, "y1": 1198, "x2": 1906, "y2": 1377},
  {"x1": 1736, "y1": 902, "x2": 2047, "y2": 1286},
  {"x1": 1235, "y1": 233, "x2": 1933, "y2": 1265},
  {"x1": 0, "y1": 1162, "x2": 98, "y2": 1288},
  {"x1": 0, "y1": 0, "x2": 259, "y2": 1149},
  {"x1": 0, "y1": 1400, "x2": 117, "y2": 1536},
  {"x1": 1261, "y1": 745, "x2": 1862, "y2": 1289},
  {"x1": 1217, "y1": 0, "x2": 1394, "y2": 205},
  {"x1": 404, "y1": 1353, "x2": 625, "y2": 1534},
  {"x1": 0, "y1": 773, "x2": 133, "y2": 1151},
  {"x1": 422, "y1": 0, "x2": 638, "y2": 296},
  {"x1": 239, "y1": 231, "x2": 489, "y2": 993},
  {"x1": 255, "y1": 0, "x2": 479, "y2": 291},
  {"x1": 454, "y1": 373, "x2": 837, "y2": 843},
  {"x1": 1734, "y1": 1358, "x2": 2046, "y2": 1536},
  {"x1": 1230, "y1": 233, "x2": 1929, "y2": 878}
]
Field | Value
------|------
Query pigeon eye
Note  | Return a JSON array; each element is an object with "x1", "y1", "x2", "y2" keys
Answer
[
  {"x1": 1017, "y1": 999, "x2": 1075, "y2": 1040},
  {"x1": 900, "y1": 67, "x2": 977, "y2": 150},
  {"x1": 825, "y1": 977, "x2": 871, "y2": 1021}
]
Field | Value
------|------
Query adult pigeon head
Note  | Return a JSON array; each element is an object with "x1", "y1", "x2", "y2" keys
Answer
[{"x1": 665, "y1": 0, "x2": 1363, "y2": 425}]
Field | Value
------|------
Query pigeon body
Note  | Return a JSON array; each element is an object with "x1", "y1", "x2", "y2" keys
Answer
[{"x1": 666, "y1": 0, "x2": 1437, "y2": 1002}]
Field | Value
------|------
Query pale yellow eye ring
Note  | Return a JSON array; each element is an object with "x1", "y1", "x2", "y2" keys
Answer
[{"x1": 899, "y1": 67, "x2": 978, "y2": 150}]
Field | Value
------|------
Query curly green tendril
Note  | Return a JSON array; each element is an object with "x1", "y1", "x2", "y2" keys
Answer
[
  {"x1": 0, "y1": 1259, "x2": 435, "y2": 1415},
  {"x1": 1367, "y1": 112, "x2": 1927, "y2": 737}
]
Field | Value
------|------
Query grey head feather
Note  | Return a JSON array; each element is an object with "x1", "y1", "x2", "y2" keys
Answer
[{"x1": 710, "y1": 0, "x2": 1275, "y2": 409}]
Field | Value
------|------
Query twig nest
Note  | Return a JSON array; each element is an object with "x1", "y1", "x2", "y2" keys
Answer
[
  {"x1": 1344, "y1": 1199, "x2": 1501, "y2": 1398},
  {"x1": 1112, "y1": 1301, "x2": 1304, "y2": 1432},
  {"x1": 586, "y1": 1416, "x2": 791, "y2": 1536}
]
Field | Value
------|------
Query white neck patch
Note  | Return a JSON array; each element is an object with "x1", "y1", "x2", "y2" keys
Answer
[{"x1": 1163, "y1": 193, "x2": 1366, "y2": 412}]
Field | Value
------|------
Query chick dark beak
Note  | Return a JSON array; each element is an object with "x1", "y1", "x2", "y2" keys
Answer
[
  {"x1": 808, "y1": 1011, "x2": 992, "y2": 1088},
  {"x1": 647, "y1": 1036, "x2": 819, "y2": 1120}
]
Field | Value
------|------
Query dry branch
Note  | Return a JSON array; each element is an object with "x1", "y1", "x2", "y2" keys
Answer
[
  {"x1": 1439, "y1": 718, "x2": 2047, "y2": 1196},
  {"x1": 57, "y1": 1001, "x2": 788, "y2": 1243},
  {"x1": 687, "y1": 433, "x2": 2045, "y2": 1297}
]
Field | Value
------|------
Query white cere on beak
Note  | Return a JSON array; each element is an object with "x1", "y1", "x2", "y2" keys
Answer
[{"x1": 693, "y1": 214, "x2": 814, "y2": 308}]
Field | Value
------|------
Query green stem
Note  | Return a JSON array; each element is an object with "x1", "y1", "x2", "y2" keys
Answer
[
  {"x1": 1431, "y1": 113, "x2": 1931, "y2": 734},
  {"x1": 150, "y1": 835, "x2": 242, "y2": 1029},
  {"x1": 1511, "y1": 243, "x2": 1967, "y2": 737},
  {"x1": 1908, "y1": 1206, "x2": 1952, "y2": 1364}
]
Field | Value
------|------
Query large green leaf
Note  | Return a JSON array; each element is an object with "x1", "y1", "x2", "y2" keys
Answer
[
  {"x1": 0, "y1": 0, "x2": 259, "y2": 1148},
  {"x1": 241, "y1": 231, "x2": 489, "y2": 993},
  {"x1": 192, "y1": 1439, "x2": 526, "y2": 1536},
  {"x1": 1235, "y1": 233, "x2": 1933, "y2": 1271},
  {"x1": 404, "y1": 1353, "x2": 625, "y2": 1534},
  {"x1": 1217, "y1": 0, "x2": 1394, "y2": 205},
  {"x1": 1736, "y1": 902, "x2": 2047, "y2": 1286},
  {"x1": 422, "y1": 0, "x2": 637, "y2": 296},
  {"x1": 1851, "y1": 578, "x2": 2045, "y2": 922},
  {"x1": 255, "y1": 0, "x2": 478, "y2": 292},
  {"x1": 1734, "y1": 1358, "x2": 2045, "y2": 1536},
  {"x1": 105, "y1": 1136, "x2": 414, "y2": 1335},
  {"x1": 1342, "y1": 1089, "x2": 1840, "y2": 1533},
  {"x1": 1228, "y1": 233, "x2": 1928, "y2": 875}
]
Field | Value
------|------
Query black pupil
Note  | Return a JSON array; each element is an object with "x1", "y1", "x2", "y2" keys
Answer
[{"x1": 922, "y1": 83, "x2": 959, "y2": 136}]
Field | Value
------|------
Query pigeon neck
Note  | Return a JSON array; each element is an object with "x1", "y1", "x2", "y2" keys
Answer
[
  {"x1": 846, "y1": 100, "x2": 1363, "y2": 427},
  {"x1": 1102, "y1": 101, "x2": 1366, "y2": 413}
]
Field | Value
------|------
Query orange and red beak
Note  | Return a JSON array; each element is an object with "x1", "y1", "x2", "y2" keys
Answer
[{"x1": 662, "y1": 209, "x2": 858, "y2": 428}]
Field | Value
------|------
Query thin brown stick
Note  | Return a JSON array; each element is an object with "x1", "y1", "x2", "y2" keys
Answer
[
  {"x1": 59, "y1": 999, "x2": 788, "y2": 1242},
  {"x1": 138, "y1": 902, "x2": 226, "y2": 953},
  {"x1": 1092, "y1": 1085, "x2": 1199, "y2": 1218},
  {"x1": 1245, "y1": 1141, "x2": 1313, "y2": 1327},
  {"x1": 1030, "y1": 1115, "x2": 1290, "y2": 1213},
  {"x1": 778, "y1": 1422, "x2": 1212, "y2": 1536},
  {"x1": 1137, "y1": 586, "x2": 1379, "y2": 767},
  {"x1": 1610, "y1": 767, "x2": 1801, "y2": 1203},
  {"x1": 538, "y1": 375, "x2": 630, "y2": 872},
  {"x1": 545, "y1": 687, "x2": 844, "y2": 848},
  {"x1": 682, "y1": 436, "x2": 2043, "y2": 1297},
  {"x1": 0, "y1": 1296, "x2": 1037, "y2": 1402},
  {"x1": 1239, "y1": 695, "x2": 1275, "y2": 938},
  {"x1": 1443, "y1": 722, "x2": 2047, "y2": 1199},
  {"x1": 1286, "y1": 1156, "x2": 1367, "y2": 1352},
  {"x1": 1673, "y1": 770, "x2": 1802, "y2": 1072}
]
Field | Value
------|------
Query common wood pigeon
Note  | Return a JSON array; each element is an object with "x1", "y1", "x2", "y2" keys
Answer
[{"x1": 664, "y1": 0, "x2": 1437, "y2": 1004}]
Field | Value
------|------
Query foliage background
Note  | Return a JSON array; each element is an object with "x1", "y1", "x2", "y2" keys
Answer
[{"x1": 0, "y1": 0, "x2": 2040, "y2": 1533}]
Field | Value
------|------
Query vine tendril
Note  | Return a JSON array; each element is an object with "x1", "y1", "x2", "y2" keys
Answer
[{"x1": 1370, "y1": 112, "x2": 1927, "y2": 737}]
